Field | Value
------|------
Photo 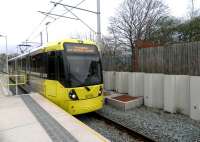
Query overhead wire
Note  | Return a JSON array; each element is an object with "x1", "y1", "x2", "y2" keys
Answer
[
  {"x1": 20, "y1": 0, "x2": 88, "y2": 51},
  {"x1": 62, "y1": 5, "x2": 96, "y2": 33},
  {"x1": 26, "y1": 0, "x2": 64, "y2": 41},
  {"x1": 50, "y1": 0, "x2": 86, "y2": 23}
]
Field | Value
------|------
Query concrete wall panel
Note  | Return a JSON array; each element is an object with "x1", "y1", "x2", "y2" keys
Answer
[
  {"x1": 190, "y1": 76, "x2": 200, "y2": 120},
  {"x1": 115, "y1": 72, "x2": 128, "y2": 93},
  {"x1": 115, "y1": 72, "x2": 120, "y2": 92},
  {"x1": 128, "y1": 72, "x2": 144, "y2": 97},
  {"x1": 144, "y1": 73, "x2": 164, "y2": 109},
  {"x1": 176, "y1": 75, "x2": 190, "y2": 115},
  {"x1": 103, "y1": 71, "x2": 115, "y2": 91},
  {"x1": 164, "y1": 75, "x2": 190, "y2": 115},
  {"x1": 164, "y1": 75, "x2": 176, "y2": 113}
]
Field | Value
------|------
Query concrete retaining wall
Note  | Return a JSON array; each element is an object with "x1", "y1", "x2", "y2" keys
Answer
[
  {"x1": 164, "y1": 75, "x2": 190, "y2": 115},
  {"x1": 103, "y1": 71, "x2": 200, "y2": 121},
  {"x1": 144, "y1": 73, "x2": 164, "y2": 109},
  {"x1": 190, "y1": 76, "x2": 200, "y2": 120},
  {"x1": 128, "y1": 72, "x2": 144, "y2": 97},
  {"x1": 103, "y1": 71, "x2": 115, "y2": 91},
  {"x1": 115, "y1": 72, "x2": 128, "y2": 93},
  {"x1": 115, "y1": 72, "x2": 120, "y2": 92},
  {"x1": 176, "y1": 75, "x2": 190, "y2": 115},
  {"x1": 164, "y1": 75, "x2": 176, "y2": 113}
]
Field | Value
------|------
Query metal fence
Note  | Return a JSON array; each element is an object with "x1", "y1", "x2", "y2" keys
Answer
[{"x1": 139, "y1": 41, "x2": 200, "y2": 76}]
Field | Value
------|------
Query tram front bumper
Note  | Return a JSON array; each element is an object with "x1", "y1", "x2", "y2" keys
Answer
[{"x1": 66, "y1": 95, "x2": 104, "y2": 115}]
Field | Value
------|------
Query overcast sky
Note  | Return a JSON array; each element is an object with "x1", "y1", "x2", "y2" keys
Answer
[{"x1": 0, "y1": 0, "x2": 199, "y2": 53}]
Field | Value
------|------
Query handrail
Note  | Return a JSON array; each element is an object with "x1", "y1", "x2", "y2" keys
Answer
[
  {"x1": 3, "y1": 74, "x2": 26, "y2": 95},
  {"x1": 7, "y1": 75, "x2": 26, "y2": 86}
]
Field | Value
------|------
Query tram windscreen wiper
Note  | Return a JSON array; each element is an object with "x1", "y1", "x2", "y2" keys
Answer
[
  {"x1": 65, "y1": 59, "x2": 90, "y2": 91},
  {"x1": 69, "y1": 73, "x2": 90, "y2": 91}
]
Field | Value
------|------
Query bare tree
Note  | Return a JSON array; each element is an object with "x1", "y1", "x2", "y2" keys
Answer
[
  {"x1": 109, "y1": 0, "x2": 168, "y2": 71},
  {"x1": 101, "y1": 32, "x2": 129, "y2": 71},
  {"x1": 188, "y1": 0, "x2": 200, "y2": 19}
]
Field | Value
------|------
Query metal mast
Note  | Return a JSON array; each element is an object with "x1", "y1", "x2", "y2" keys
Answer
[{"x1": 96, "y1": 0, "x2": 101, "y2": 44}]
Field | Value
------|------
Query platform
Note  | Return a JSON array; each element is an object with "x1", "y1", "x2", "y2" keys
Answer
[{"x1": 0, "y1": 93, "x2": 110, "y2": 142}]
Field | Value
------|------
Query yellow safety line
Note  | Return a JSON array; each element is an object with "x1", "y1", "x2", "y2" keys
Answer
[{"x1": 30, "y1": 93, "x2": 109, "y2": 142}]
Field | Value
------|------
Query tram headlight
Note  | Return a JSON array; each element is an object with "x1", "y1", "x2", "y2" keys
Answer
[
  {"x1": 98, "y1": 86, "x2": 103, "y2": 96},
  {"x1": 69, "y1": 90, "x2": 79, "y2": 100}
]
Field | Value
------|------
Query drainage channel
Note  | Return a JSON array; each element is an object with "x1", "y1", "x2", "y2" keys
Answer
[{"x1": 21, "y1": 95, "x2": 78, "y2": 142}]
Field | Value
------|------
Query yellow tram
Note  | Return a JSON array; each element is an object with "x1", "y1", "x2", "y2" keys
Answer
[{"x1": 9, "y1": 39, "x2": 104, "y2": 115}]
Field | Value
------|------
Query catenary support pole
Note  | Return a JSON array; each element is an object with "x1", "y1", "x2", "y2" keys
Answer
[
  {"x1": 5, "y1": 36, "x2": 8, "y2": 74},
  {"x1": 40, "y1": 32, "x2": 43, "y2": 46},
  {"x1": 96, "y1": 0, "x2": 101, "y2": 44}
]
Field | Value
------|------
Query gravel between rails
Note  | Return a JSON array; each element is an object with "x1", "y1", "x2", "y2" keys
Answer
[
  {"x1": 96, "y1": 105, "x2": 200, "y2": 142},
  {"x1": 76, "y1": 113, "x2": 148, "y2": 142}
]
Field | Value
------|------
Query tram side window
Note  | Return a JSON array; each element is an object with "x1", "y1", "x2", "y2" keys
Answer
[
  {"x1": 47, "y1": 52, "x2": 56, "y2": 80},
  {"x1": 11, "y1": 61, "x2": 15, "y2": 71},
  {"x1": 31, "y1": 54, "x2": 43, "y2": 73},
  {"x1": 36, "y1": 54, "x2": 43, "y2": 73},
  {"x1": 22, "y1": 58, "x2": 26, "y2": 71},
  {"x1": 16, "y1": 59, "x2": 20, "y2": 71},
  {"x1": 31, "y1": 56, "x2": 36, "y2": 72},
  {"x1": 9, "y1": 62, "x2": 15, "y2": 74},
  {"x1": 43, "y1": 53, "x2": 48, "y2": 76},
  {"x1": 26, "y1": 56, "x2": 30, "y2": 72},
  {"x1": 58, "y1": 52, "x2": 65, "y2": 83}
]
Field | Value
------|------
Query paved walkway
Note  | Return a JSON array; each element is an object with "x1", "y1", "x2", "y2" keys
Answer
[
  {"x1": 0, "y1": 93, "x2": 109, "y2": 142},
  {"x1": 0, "y1": 95, "x2": 52, "y2": 142}
]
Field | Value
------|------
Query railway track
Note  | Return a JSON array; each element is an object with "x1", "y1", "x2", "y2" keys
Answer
[{"x1": 76, "y1": 112, "x2": 154, "y2": 142}]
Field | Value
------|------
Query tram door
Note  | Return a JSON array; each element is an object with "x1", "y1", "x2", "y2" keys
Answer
[{"x1": 45, "y1": 52, "x2": 57, "y2": 101}]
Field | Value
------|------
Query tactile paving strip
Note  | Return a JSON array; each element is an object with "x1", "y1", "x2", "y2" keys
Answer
[{"x1": 21, "y1": 95, "x2": 78, "y2": 142}]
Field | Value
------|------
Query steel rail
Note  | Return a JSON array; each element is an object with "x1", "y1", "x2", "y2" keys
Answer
[{"x1": 93, "y1": 112, "x2": 155, "y2": 142}]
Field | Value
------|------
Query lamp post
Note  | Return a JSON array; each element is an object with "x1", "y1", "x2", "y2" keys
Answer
[
  {"x1": 0, "y1": 34, "x2": 8, "y2": 74},
  {"x1": 45, "y1": 22, "x2": 51, "y2": 43}
]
